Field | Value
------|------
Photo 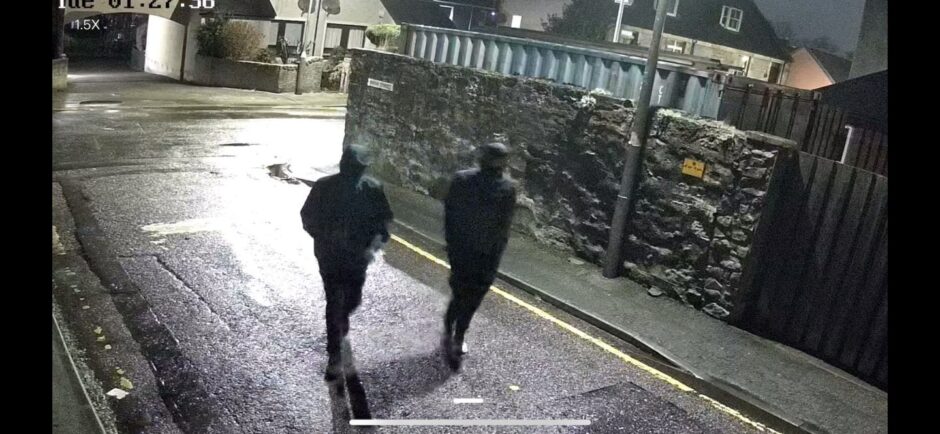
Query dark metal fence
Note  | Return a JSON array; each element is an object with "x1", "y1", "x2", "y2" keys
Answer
[
  {"x1": 720, "y1": 77, "x2": 887, "y2": 176},
  {"x1": 734, "y1": 152, "x2": 888, "y2": 389}
]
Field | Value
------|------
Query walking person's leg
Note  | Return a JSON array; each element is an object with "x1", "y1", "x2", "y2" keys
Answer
[
  {"x1": 452, "y1": 252, "x2": 500, "y2": 356},
  {"x1": 452, "y1": 286, "x2": 488, "y2": 354},
  {"x1": 322, "y1": 269, "x2": 346, "y2": 382}
]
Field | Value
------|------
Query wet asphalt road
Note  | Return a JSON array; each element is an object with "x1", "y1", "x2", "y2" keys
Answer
[{"x1": 52, "y1": 65, "x2": 766, "y2": 433}]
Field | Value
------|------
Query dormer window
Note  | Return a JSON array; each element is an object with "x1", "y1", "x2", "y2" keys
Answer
[
  {"x1": 654, "y1": 0, "x2": 679, "y2": 17},
  {"x1": 721, "y1": 6, "x2": 743, "y2": 32}
]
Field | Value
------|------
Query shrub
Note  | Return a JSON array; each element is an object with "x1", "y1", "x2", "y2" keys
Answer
[
  {"x1": 254, "y1": 48, "x2": 276, "y2": 63},
  {"x1": 197, "y1": 19, "x2": 226, "y2": 58},
  {"x1": 198, "y1": 19, "x2": 264, "y2": 61},
  {"x1": 365, "y1": 24, "x2": 401, "y2": 51},
  {"x1": 219, "y1": 21, "x2": 263, "y2": 61}
]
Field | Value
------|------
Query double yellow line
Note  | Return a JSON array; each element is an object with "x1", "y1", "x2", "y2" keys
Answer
[{"x1": 390, "y1": 234, "x2": 778, "y2": 433}]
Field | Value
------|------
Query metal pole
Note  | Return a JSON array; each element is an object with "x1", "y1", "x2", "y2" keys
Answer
[
  {"x1": 53, "y1": 0, "x2": 65, "y2": 59},
  {"x1": 312, "y1": 0, "x2": 323, "y2": 55},
  {"x1": 613, "y1": 0, "x2": 627, "y2": 43},
  {"x1": 602, "y1": 0, "x2": 671, "y2": 278},
  {"x1": 295, "y1": 0, "x2": 317, "y2": 95}
]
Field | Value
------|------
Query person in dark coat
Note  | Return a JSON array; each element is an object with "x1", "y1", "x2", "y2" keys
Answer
[
  {"x1": 442, "y1": 142, "x2": 517, "y2": 370},
  {"x1": 301, "y1": 144, "x2": 393, "y2": 384}
]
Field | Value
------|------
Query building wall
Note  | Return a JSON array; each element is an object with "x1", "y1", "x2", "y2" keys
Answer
[
  {"x1": 499, "y1": 0, "x2": 570, "y2": 31},
  {"x1": 53, "y1": 58, "x2": 68, "y2": 91},
  {"x1": 182, "y1": 10, "x2": 200, "y2": 82},
  {"x1": 311, "y1": 0, "x2": 395, "y2": 56},
  {"x1": 848, "y1": 0, "x2": 887, "y2": 79},
  {"x1": 784, "y1": 48, "x2": 833, "y2": 90},
  {"x1": 145, "y1": 15, "x2": 185, "y2": 80},
  {"x1": 272, "y1": 0, "x2": 306, "y2": 20},
  {"x1": 622, "y1": 26, "x2": 784, "y2": 83}
]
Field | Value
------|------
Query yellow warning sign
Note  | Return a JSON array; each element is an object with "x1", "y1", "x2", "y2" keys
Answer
[{"x1": 682, "y1": 159, "x2": 706, "y2": 178}]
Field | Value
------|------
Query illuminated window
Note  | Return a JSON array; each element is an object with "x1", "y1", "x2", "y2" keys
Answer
[
  {"x1": 440, "y1": 5, "x2": 454, "y2": 21},
  {"x1": 665, "y1": 38, "x2": 687, "y2": 53},
  {"x1": 654, "y1": 0, "x2": 679, "y2": 16},
  {"x1": 511, "y1": 15, "x2": 522, "y2": 28},
  {"x1": 721, "y1": 6, "x2": 743, "y2": 32}
]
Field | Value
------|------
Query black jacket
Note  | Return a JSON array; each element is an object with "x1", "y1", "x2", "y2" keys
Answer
[
  {"x1": 444, "y1": 168, "x2": 517, "y2": 255},
  {"x1": 301, "y1": 173, "x2": 393, "y2": 266}
]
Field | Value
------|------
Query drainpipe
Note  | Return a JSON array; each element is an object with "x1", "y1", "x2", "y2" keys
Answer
[
  {"x1": 179, "y1": 14, "x2": 189, "y2": 82},
  {"x1": 613, "y1": 0, "x2": 626, "y2": 43},
  {"x1": 840, "y1": 125, "x2": 857, "y2": 164},
  {"x1": 602, "y1": 0, "x2": 671, "y2": 278}
]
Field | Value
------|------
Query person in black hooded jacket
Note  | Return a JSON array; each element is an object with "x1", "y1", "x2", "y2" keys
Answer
[
  {"x1": 441, "y1": 142, "x2": 517, "y2": 370},
  {"x1": 301, "y1": 144, "x2": 393, "y2": 384}
]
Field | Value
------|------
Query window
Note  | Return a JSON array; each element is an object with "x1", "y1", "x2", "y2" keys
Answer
[
  {"x1": 664, "y1": 38, "x2": 687, "y2": 53},
  {"x1": 720, "y1": 6, "x2": 743, "y2": 32},
  {"x1": 440, "y1": 5, "x2": 454, "y2": 21},
  {"x1": 654, "y1": 0, "x2": 679, "y2": 16},
  {"x1": 324, "y1": 24, "x2": 367, "y2": 54},
  {"x1": 511, "y1": 15, "x2": 522, "y2": 28}
]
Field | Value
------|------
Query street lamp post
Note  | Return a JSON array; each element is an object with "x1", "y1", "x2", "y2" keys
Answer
[
  {"x1": 602, "y1": 0, "x2": 671, "y2": 278},
  {"x1": 295, "y1": 0, "x2": 320, "y2": 95}
]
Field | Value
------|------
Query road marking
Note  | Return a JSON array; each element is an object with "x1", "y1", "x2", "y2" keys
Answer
[{"x1": 390, "y1": 234, "x2": 778, "y2": 433}]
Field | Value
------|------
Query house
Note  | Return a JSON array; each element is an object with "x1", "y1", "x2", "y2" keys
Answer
[
  {"x1": 784, "y1": 47, "x2": 852, "y2": 90},
  {"x1": 220, "y1": 0, "x2": 457, "y2": 57},
  {"x1": 498, "y1": 0, "x2": 789, "y2": 84},
  {"x1": 132, "y1": 0, "x2": 466, "y2": 81}
]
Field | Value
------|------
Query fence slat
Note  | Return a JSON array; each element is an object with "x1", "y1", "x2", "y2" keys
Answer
[
  {"x1": 820, "y1": 175, "x2": 887, "y2": 361},
  {"x1": 805, "y1": 168, "x2": 874, "y2": 353},
  {"x1": 855, "y1": 283, "x2": 888, "y2": 378},
  {"x1": 772, "y1": 159, "x2": 835, "y2": 341},
  {"x1": 787, "y1": 163, "x2": 855, "y2": 347},
  {"x1": 839, "y1": 220, "x2": 888, "y2": 369},
  {"x1": 763, "y1": 157, "x2": 822, "y2": 338}
]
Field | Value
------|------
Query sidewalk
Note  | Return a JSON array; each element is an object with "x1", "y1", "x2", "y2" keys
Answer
[
  {"x1": 53, "y1": 61, "x2": 348, "y2": 115},
  {"x1": 53, "y1": 314, "x2": 108, "y2": 434},
  {"x1": 383, "y1": 183, "x2": 887, "y2": 434}
]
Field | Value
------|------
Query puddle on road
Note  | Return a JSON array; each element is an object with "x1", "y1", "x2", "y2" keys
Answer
[{"x1": 140, "y1": 218, "x2": 221, "y2": 237}]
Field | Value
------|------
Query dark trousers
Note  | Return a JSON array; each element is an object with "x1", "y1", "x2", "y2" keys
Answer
[
  {"x1": 319, "y1": 264, "x2": 366, "y2": 362},
  {"x1": 444, "y1": 248, "x2": 501, "y2": 342}
]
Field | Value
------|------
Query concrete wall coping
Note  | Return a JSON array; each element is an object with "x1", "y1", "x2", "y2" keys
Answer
[{"x1": 744, "y1": 131, "x2": 799, "y2": 149}]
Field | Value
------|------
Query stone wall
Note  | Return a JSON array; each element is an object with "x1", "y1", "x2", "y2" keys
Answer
[
  {"x1": 191, "y1": 55, "x2": 324, "y2": 93},
  {"x1": 345, "y1": 49, "x2": 794, "y2": 317}
]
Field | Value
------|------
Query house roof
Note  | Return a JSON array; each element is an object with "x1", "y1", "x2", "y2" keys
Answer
[
  {"x1": 617, "y1": 0, "x2": 789, "y2": 61},
  {"x1": 805, "y1": 47, "x2": 852, "y2": 83}
]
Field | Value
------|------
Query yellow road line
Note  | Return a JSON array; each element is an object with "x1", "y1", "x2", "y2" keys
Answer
[{"x1": 390, "y1": 234, "x2": 778, "y2": 433}]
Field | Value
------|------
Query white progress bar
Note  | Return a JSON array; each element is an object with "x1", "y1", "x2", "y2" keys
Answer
[
  {"x1": 453, "y1": 398, "x2": 484, "y2": 404},
  {"x1": 350, "y1": 419, "x2": 591, "y2": 426}
]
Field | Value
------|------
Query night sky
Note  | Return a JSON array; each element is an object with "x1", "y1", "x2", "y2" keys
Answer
[{"x1": 752, "y1": 0, "x2": 866, "y2": 54}]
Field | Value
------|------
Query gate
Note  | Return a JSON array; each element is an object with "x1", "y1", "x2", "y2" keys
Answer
[{"x1": 733, "y1": 151, "x2": 888, "y2": 389}]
